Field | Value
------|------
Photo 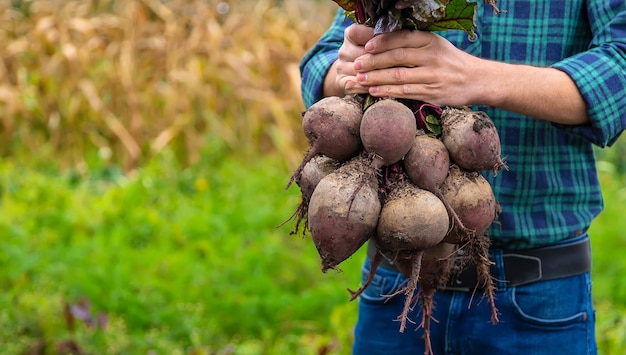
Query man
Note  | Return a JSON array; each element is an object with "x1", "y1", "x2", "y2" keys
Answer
[{"x1": 299, "y1": 1, "x2": 626, "y2": 354}]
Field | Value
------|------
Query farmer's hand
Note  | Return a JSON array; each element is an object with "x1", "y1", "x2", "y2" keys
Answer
[
  {"x1": 351, "y1": 29, "x2": 588, "y2": 125},
  {"x1": 323, "y1": 24, "x2": 374, "y2": 98},
  {"x1": 353, "y1": 29, "x2": 482, "y2": 107}
]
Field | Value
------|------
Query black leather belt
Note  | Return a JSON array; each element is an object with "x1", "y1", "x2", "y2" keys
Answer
[{"x1": 366, "y1": 237, "x2": 591, "y2": 290}]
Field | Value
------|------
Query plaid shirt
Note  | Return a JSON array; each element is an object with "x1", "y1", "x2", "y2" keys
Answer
[{"x1": 300, "y1": 0, "x2": 626, "y2": 250}]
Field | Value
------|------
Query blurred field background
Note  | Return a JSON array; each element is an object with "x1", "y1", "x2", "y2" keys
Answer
[{"x1": 0, "y1": 0, "x2": 624, "y2": 354}]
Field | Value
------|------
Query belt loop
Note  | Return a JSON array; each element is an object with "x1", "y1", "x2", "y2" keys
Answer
[{"x1": 490, "y1": 249, "x2": 507, "y2": 291}]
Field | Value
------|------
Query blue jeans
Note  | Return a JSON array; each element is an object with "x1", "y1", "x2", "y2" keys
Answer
[{"x1": 352, "y1": 241, "x2": 597, "y2": 354}]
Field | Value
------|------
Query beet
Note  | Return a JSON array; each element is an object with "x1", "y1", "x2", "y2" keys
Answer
[
  {"x1": 307, "y1": 155, "x2": 381, "y2": 272},
  {"x1": 376, "y1": 180, "x2": 449, "y2": 252},
  {"x1": 360, "y1": 98, "x2": 417, "y2": 169},
  {"x1": 287, "y1": 155, "x2": 341, "y2": 236},
  {"x1": 440, "y1": 107, "x2": 505, "y2": 174},
  {"x1": 441, "y1": 165, "x2": 500, "y2": 242},
  {"x1": 403, "y1": 129, "x2": 450, "y2": 193},
  {"x1": 286, "y1": 95, "x2": 363, "y2": 189},
  {"x1": 401, "y1": 131, "x2": 479, "y2": 249},
  {"x1": 374, "y1": 176, "x2": 450, "y2": 332},
  {"x1": 297, "y1": 155, "x2": 341, "y2": 202},
  {"x1": 440, "y1": 165, "x2": 500, "y2": 323}
]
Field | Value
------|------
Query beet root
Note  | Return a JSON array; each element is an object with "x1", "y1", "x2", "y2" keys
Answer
[
  {"x1": 376, "y1": 179, "x2": 450, "y2": 253},
  {"x1": 403, "y1": 129, "x2": 450, "y2": 193},
  {"x1": 374, "y1": 177, "x2": 450, "y2": 332},
  {"x1": 286, "y1": 95, "x2": 363, "y2": 189},
  {"x1": 440, "y1": 165, "x2": 500, "y2": 322},
  {"x1": 297, "y1": 155, "x2": 341, "y2": 203},
  {"x1": 440, "y1": 107, "x2": 506, "y2": 174},
  {"x1": 307, "y1": 155, "x2": 381, "y2": 272},
  {"x1": 400, "y1": 129, "x2": 477, "y2": 245},
  {"x1": 417, "y1": 242, "x2": 457, "y2": 355},
  {"x1": 441, "y1": 165, "x2": 500, "y2": 242},
  {"x1": 288, "y1": 155, "x2": 341, "y2": 236},
  {"x1": 347, "y1": 244, "x2": 384, "y2": 301},
  {"x1": 360, "y1": 98, "x2": 417, "y2": 169}
]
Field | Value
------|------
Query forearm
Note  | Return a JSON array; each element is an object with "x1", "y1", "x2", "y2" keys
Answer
[{"x1": 472, "y1": 60, "x2": 590, "y2": 125}]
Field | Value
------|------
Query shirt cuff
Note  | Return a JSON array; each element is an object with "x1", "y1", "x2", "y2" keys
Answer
[
  {"x1": 300, "y1": 49, "x2": 339, "y2": 108},
  {"x1": 551, "y1": 46, "x2": 626, "y2": 147}
]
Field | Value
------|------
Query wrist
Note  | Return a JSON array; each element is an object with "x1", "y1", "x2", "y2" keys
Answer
[{"x1": 465, "y1": 58, "x2": 508, "y2": 108}]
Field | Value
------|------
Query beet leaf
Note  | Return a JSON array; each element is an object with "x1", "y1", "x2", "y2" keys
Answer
[
  {"x1": 427, "y1": 0, "x2": 478, "y2": 39},
  {"x1": 331, "y1": 0, "x2": 488, "y2": 40}
]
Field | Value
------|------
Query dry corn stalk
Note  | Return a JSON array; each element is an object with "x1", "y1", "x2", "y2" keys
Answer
[{"x1": 0, "y1": 0, "x2": 334, "y2": 170}]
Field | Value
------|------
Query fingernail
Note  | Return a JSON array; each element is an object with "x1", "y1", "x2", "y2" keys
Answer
[
  {"x1": 369, "y1": 86, "x2": 378, "y2": 93},
  {"x1": 354, "y1": 60, "x2": 362, "y2": 71},
  {"x1": 356, "y1": 73, "x2": 367, "y2": 82},
  {"x1": 346, "y1": 81, "x2": 355, "y2": 90},
  {"x1": 365, "y1": 41, "x2": 374, "y2": 52}
]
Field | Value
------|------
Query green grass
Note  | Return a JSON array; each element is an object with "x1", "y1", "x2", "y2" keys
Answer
[
  {"x1": 0, "y1": 150, "x2": 363, "y2": 354},
  {"x1": 0, "y1": 151, "x2": 624, "y2": 354},
  {"x1": 589, "y1": 161, "x2": 626, "y2": 354}
]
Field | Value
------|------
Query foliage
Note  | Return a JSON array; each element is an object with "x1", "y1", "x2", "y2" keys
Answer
[
  {"x1": 0, "y1": 150, "x2": 362, "y2": 354},
  {"x1": 589, "y1": 164, "x2": 626, "y2": 354},
  {"x1": 0, "y1": 152, "x2": 625, "y2": 354},
  {"x1": 333, "y1": 0, "x2": 478, "y2": 37},
  {"x1": 0, "y1": 0, "x2": 331, "y2": 170},
  {"x1": 596, "y1": 139, "x2": 626, "y2": 176}
]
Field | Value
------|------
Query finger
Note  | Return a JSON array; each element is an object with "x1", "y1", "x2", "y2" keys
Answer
[
  {"x1": 368, "y1": 83, "x2": 440, "y2": 104},
  {"x1": 364, "y1": 29, "x2": 434, "y2": 54},
  {"x1": 355, "y1": 44, "x2": 440, "y2": 72},
  {"x1": 338, "y1": 44, "x2": 368, "y2": 65},
  {"x1": 356, "y1": 66, "x2": 436, "y2": 87},
  {"x1": 336, "y1": 59, "x2": 360, "y2": 79},
  {"x1": 344, "y1": 80, "x2": 370, "y2": 94},
  {"x1": 345, "y1": 23, "x2": 375, "y2": 46}
]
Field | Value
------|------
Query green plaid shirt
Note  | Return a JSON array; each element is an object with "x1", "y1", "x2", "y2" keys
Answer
[{"x1": 300, "y1": 1, "x2": 626, "y2": 250}]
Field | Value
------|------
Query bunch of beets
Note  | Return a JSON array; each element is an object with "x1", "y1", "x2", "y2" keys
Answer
[{"x1": 285, "y1": 1, "x2": 504, "y2": 354}]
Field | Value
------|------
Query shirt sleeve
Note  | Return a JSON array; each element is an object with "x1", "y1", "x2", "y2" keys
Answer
[
  {"x1": 551, "y1": 1, "x2": 626, "y2": 148},
  {"x1": 299, "y1": 9, "x2": 353, "y2": 109}
]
